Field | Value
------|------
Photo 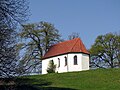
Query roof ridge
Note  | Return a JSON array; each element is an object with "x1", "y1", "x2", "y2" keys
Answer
[{"x1": 70, "y1": 38, "x2": 79, "y2": 52}]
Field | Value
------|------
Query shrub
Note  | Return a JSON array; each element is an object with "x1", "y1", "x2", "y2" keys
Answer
[{"x1": 47, "y1": 60, "x2": 56, "y2": 73}]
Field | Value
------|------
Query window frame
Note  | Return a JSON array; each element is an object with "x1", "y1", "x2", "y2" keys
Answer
[
  {"x1": 58, "y1": 58, "x2": 60, "y2": 67},
  {"x1": 64, "y1": 56, "x2": 67, "y2": 66},
  {"x1": 74, "y1": 55, "x2": 78, "y2": 65}
]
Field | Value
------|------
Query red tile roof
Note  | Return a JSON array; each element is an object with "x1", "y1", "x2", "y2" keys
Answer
[{"x1": 42, "y1": 38, "x2": 89, "y2": 59}]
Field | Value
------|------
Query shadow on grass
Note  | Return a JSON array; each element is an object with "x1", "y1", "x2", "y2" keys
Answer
[
  {"x1": 0, "y1": 85, "x2": 76, "y2": 90},
  {"x1": 0, "y1": 78, "x2": 50, "y2": 90},
  {"x1": 38, "y1": 87, "x2": 77, "y2": 90},
  {"x1": 16, "y1": 77, "x2": 52, "y2": 86},
  {"x1": 0, "y1": 78, "x2": 76, "y2": 90}
]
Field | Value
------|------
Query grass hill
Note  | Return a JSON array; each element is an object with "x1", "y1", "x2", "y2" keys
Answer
[
  {"x1": 19, "y1": 68, "x2": 120, "y2": 90},
  {"x1": 1, "y1": 69, "x2": 120, "y2": 90}
]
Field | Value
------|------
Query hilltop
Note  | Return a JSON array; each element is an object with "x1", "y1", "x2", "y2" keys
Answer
[
  {"x1": 1, "y1": 69, "x2": 120, "y2": 90},
  {"x1": 21, "y1": 68, "x2": 120, "y2": 90}
]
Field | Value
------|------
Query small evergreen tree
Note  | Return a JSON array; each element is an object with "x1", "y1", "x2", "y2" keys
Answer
[{"x1": 47, "y1": 60, "x2": 56, "y2": 73}]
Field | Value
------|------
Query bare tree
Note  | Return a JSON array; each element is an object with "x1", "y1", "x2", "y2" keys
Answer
[
  {"x1": 0, "y1": 0, "x2": 29, "y2": 28},
  {"x1": 0, "y1": 0, "x2": 29, "y2": 77},
  {"x1": 18, "y1": 21, "x2": 62, "y2": 74},
  {"x1": 0, "y1": 25, "x2": 19, "y2": 78},
  {"x1": 68, "y1": 32, "x2": 80, "y2": 40}
]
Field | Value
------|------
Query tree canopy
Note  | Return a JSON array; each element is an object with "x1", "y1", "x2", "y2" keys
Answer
[
  {"x1": 90, "y1": 33, "x2": 120, "y2": 68},
  {"x1": 18, "y1": 21, "x2": 62, "y2": 74}
]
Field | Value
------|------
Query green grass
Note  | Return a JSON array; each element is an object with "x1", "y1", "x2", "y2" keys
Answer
[{"x1": 21, "y1": 68, "x2": 120, "y2": 90}]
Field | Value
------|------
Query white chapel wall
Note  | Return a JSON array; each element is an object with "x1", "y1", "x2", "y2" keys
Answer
[
  {"x1": 81, "y1": 54, "x2": 89, "y2": 70},
  {"x1": 42, "y1": 54, "x2": 68, "y2": 74},
  {"x1": 42, "y1": 53, "x2": 89, "y2": 74},
  {"x1": 67, "y1": 53, "x2": 82, "y2": 72}
]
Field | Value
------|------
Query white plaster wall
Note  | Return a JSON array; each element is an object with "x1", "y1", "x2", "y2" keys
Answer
[
  {"x1": 67, "y1": 53, "x2": 82, "y2": 72},
  {"x1": 42, "y1": 53, "x2": 89, "y2": 74},
  {"x1": 54, "y1": 54, "x2": 68, "y2": 73},
  {"x1": 81, "y1": 54, "x2": 89, "y2": 70},
  {"x1": 42, "y1": 54, "x2": 68, "y2": 74},
  {"x1": 42, "y1": 58, "x2": 50, "y2": 74}
]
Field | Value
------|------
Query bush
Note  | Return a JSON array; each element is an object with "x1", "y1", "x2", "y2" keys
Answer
[{"x1": 47, "y1": 60, "x2": 56, "y2": 73}]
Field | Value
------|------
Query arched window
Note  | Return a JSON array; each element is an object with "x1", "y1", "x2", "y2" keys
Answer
[
  {"x1": 64, "y1": 56, "x2": 67, "y2": 66},
  {"x1": 74, "y1": 55, "x2": 77, "y2": 65},
  {"x1": 58, "y1": 58, "x2": 60, "y2": 67}
]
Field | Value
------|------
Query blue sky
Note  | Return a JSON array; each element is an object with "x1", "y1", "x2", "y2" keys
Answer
[{"x1": 29, "y1": 0, "x2": 120, "y2": 49}]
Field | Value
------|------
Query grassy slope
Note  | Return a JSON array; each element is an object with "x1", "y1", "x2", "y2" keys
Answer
[{"x1": 23, "y1": 69, "x2": 120, "y2": 90}]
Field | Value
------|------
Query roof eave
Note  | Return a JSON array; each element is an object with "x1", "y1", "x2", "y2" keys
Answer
[{"x1": 42, "y1": 52, "x2": 90, "y2": 60}]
